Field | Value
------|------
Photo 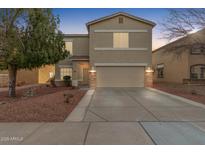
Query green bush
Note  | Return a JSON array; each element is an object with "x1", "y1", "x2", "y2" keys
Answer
[{"x1": 63, "y1": 75, "x2": 71, "y2": 87}]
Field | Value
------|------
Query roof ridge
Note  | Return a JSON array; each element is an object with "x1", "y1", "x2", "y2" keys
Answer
[{"x1": 86, "y1": 12, "x2": 156, "y2": 28}]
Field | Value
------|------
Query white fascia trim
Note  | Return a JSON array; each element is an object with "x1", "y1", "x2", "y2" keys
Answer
[
  {"x1": 94, "y1": 63, "x2": 148, "y2": 67},
  {"x1": 94, "y1": 29, "x2": 148, "y2": 33},
  {"x1": 63, "y1": 39, "x2": 73, "y2": 42},
  {"x1": 95, "y1": 48, "x2": 148, "y2": 51}
]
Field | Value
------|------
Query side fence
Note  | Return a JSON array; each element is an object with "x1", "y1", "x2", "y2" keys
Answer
[{"x1": 0, "y1": 74, "x2": 8, "y2": 87}]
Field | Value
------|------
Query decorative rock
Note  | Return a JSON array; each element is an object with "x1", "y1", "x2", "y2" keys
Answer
[
  {"x1": 64, "y1": 93, "x2": 74, "y2": 104},
  {"x1": 23, "y1": 87, "x2": 36, "y2": 97},
  {"x1": 0, "y1": 101, "x2": 6, "y2": 105}
]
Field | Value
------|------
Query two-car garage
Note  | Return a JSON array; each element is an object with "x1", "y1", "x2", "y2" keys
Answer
[{"x1": 96, "y1": 66, "x2": 145, "y2": 87}]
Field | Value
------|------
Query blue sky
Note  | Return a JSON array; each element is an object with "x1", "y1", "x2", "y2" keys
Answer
[{"x1": 53, "y1": 8, "x2": 171, "y2": 49}]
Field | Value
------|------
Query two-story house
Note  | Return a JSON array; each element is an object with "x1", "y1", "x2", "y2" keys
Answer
[
  {"x1": 152, "y1": 28, "x2": 205, "y2": 84},
  {"x1": 55, "y1": 12, "x2": 156, "y2": 88}
]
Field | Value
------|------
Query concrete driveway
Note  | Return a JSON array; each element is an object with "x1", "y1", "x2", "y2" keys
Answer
[
  {"x1": 84, "y1": 88, "x2": 205, "y2": 122},
  {"x1": 1, "y1": 88, "x2": 205, "y2": 145}
]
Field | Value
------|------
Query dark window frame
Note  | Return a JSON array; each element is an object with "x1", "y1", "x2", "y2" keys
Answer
[
  {"x1": 157, "y1": 68, "x2": 164, "y2": 78},
  {"x1": 156, "y1": 63, "x2": 164, "y2": 79},
  {"x1": 191, "y1": 44, "x2": 205, "y2": 55},
  {"x1": 190, "y1": 64, "x2": 205, "y2": 79},
  {"x1": 200, "y1": 67, "x2": 205, "y2": 79}
]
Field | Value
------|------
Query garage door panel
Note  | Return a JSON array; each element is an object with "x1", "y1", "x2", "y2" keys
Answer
[{"x1": 96, "y1": 66, "x2": 144, "y2": 87}]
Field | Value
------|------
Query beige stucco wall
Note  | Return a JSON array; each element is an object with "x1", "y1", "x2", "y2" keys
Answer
[
  {"x1": 38, "y1": 65, "x2": 55, "y2": 83},
  {"x1": 64, "y1": 36, "x2": 89, "y2": 56},
  {"x1": 72, "y1": 61, "x2": 89, "y2": 83},
  {"x1": 57, "y1": 36, "x2": 88, "y2": 70},
  {"x1": 56, "y1": 14, "x2": 154, "y2": 86},
  {"x1": 89, "y1": 15, "x2": 153, "y2": 66},
  {"x1": 55, "y1": 36, "x2": 89, "y2": 80},
  {"x1": 152, "y1": 50, "x2": 189, "y2": 83},
  {"x1": 153, "y1": 29, "x2": 205, "y2": 83},
  {"x1": 189, "y1": 54, "x2": 205, "y2": 69},
  {"x1": 188, "y1": 29, "x2": 205, "y2": 70}
]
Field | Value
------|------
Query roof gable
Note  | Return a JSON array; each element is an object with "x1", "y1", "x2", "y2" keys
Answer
[
  {"x1": 153, "y1": 28, "x2": 205, "y2": 53},
  {"x1": 86, "y1": 12, "x2": 156, "y2": 28}
]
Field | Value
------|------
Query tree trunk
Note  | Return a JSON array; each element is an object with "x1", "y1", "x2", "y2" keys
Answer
[{"x1": 8, "y1": 65, "x2": 17, "y2": 97}]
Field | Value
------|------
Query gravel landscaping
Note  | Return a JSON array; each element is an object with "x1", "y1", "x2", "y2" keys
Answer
[
  {"x1": 153, "y1": 82, "x2": 205, "y2": 104},
  {"x1": 0, "y1": 85, "x2": 86, "y2": 122}
]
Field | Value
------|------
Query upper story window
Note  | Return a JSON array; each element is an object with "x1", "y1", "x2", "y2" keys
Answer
[
  {"x1": 65, "y1": 41, "x2": 73, "y2": 55},
  {"x1": 191, "y1": 44, "x2": 205, "y2": 55},
  {"x1": 113, "y1": 33, "x2": 129, "y2": 48}
]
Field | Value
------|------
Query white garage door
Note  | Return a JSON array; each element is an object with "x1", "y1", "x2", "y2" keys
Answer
[{"x1": 96, "y1": 66, "x2": 144, "y2": 87}]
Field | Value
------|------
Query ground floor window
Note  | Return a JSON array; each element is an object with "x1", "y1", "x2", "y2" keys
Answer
[
  {"x1": 60, "y1": 68, "x2": 72, "y2": 80},
  {"x1": 190, "y1": 64, "x2": 205, "y2": 79},
  {"x1": 157, "y1": 68, "x2": 164, "y2": 78},
  {"x1": 156, "y1": 64, "x2": 164, "y2": 78}
]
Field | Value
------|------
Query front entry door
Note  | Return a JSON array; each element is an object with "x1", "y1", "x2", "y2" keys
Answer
[{"x1": 83, "y1": 68, "x2": 89, "y2": 84}]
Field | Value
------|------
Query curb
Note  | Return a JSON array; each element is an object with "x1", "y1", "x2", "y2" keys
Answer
[
  {"x1": 64, "y1": 89, "x2": 95, "y2": 122},
  {"x1": 146, "y1": 87, "x2": 205, "y2": 109}
]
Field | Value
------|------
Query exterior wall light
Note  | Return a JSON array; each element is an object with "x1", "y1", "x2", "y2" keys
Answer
[
  {"x1": 145, "y1": 66, "x2": 154, "y2": 73},
  {"x1": 89, "y1": 66, "x2": 96, "y2": 73}
]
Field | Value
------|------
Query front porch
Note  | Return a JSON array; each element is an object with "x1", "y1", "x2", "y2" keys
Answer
[
  {"x1": 54, "y1": 53, "x2": 90, "y2": 87},
  {"x1": 72, "y1": 61, "x2": 90, "y2": 86}
]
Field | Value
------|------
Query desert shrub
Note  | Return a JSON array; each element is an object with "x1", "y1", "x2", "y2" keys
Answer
[
  {"x1": 50, "y1": 76, "x2": 56, "y2": 87},
  {"x1": 191, "y1": 89, "x2": 197, "y2": 95}
]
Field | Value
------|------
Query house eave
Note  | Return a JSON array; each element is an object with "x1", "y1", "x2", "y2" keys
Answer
[
  {"x1": 69, "y1": 55, "x2": 89, "y2": 61},
  {"x1": 86, "y1": 12, "x2": 156, "y2": 29},
  {"x1": 63, "y1": 34, "x2": 89, "y2": 37}
]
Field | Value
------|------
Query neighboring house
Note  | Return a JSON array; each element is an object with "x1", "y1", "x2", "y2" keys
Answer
[
  {"x1": 0, "y1": 65, "x2": 55, "y2": 87},
  {"x1": 55, "y1": 12, "x2": 156, "y2": 88},
  {"x1": 152, "y1": 29, "x2": 205, "y2": 84},
  {"x1": 0, "y1": 34, "x2": 55, "y2": 87}
]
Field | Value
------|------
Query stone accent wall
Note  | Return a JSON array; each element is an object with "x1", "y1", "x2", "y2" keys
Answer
[
  {"x1": 89, "y1": 72, "x2": 96, "y2": 89},
  {"x1": 145, "y1": 72, "x2": 153, "y2": 87}
]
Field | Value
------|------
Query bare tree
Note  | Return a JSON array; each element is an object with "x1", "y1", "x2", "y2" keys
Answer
[{"x1": 160, "y1": 9, "x2": 205, "y2": 56}]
